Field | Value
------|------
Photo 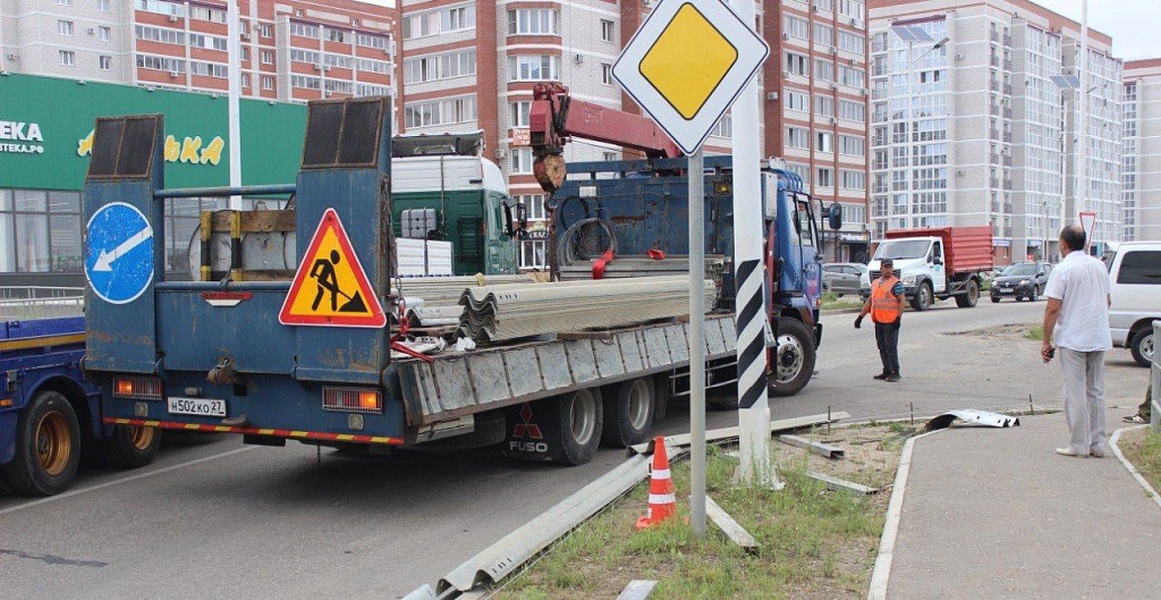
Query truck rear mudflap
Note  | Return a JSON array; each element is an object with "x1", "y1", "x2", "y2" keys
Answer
[{"x1": 98, "y1": 372, "x2": 408, "y2": 446}]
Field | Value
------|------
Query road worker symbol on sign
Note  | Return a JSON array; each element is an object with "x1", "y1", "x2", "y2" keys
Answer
[{"x1": 279, "y1": 208, "x2": 386, "y2": 327}]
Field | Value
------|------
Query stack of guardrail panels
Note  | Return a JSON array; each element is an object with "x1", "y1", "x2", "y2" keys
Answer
[
  {"x1": 456, "y1": 276, "x2": 718, "y2": 344},
  {"x1": 396, "y1": 274, "x2": 535, "y2": 327}
]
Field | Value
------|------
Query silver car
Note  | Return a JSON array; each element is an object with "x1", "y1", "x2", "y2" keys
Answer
[{"x1": 822, "y1": 263, "x2": 868, "y2": 297}]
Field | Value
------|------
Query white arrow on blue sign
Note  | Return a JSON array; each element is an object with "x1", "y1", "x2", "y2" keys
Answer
[{"x1": 85, "y1": 202, "x2": 155, "y2": 304}]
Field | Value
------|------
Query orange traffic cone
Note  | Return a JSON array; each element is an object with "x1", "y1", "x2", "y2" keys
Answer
[{"x1": 636, "y1": 436, "x2": 676, "y2": 529}]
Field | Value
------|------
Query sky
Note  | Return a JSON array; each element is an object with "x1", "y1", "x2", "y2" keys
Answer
[{"x1": 1004, "y1": 0, "x2": 1157, "y2": 60}]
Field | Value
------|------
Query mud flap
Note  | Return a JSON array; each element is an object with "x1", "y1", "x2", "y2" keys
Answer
[{"x1": 500, "y1": 402, "x2": 555, "y2": 462}]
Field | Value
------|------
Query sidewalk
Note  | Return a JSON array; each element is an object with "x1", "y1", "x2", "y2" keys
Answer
[{"x1": 883, "y1": 409, "x2": 1161, "y2": 599}]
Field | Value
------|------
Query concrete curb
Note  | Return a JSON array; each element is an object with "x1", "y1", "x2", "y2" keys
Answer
[
  {"x1": 1109, "y1": 425, "x2": 1161, "y2": 511},
  {"x1": 865, "y1": 429, "x2": 944, "y2": 600}
]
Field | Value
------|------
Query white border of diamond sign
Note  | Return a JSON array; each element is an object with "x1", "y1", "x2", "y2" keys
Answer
[{"x1": 612, "y1": 0, "x2": 769, "y2": 156}]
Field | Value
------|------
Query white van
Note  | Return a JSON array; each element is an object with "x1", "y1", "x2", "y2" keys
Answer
[{"x1": 1106, "y1": 241, "x2": 1161, "y2": 367}]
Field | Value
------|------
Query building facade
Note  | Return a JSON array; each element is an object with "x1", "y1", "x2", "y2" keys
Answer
[
  {"x1": 868, "y1": 0, "x2": 1122, "y2": 263},
  {"x1": 1123, "y1": 58, "x2": 1161, "y2": 242},
  {"x1": 0, "y1": 0, "x2": 394, "y2": 102}
]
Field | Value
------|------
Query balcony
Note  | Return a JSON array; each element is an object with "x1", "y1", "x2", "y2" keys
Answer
[
  {"x1": 1004, "y1": 35, "x2": 1012, "y2": 46},
  {"x1": 872, "y1": 135, "x2": 887, "y2": 146},
  {"x1": 990, "y1": 56, "x2": 1000, "y2": 67},
  {"x1": 1003, "y1": 180, "x2": 1013, "y2": 190},
  {"x1": 990, "y1": 177, "x2": 1000, "y2": 188},
  {"x1": 990, "y1": 128, "x2": 1000, "y2": 140},
  {"x1": 1003, "y1": 83, "x2": 1012, "y2": 95},
  {"x1": 990, "y1": 30, "x2": 1000, "y2": 42},
  {"x1": 1003, "y1": 155, "x2": 1012, "y2": 167},
  {"x1": 990, "y1": 105, "x2": 1000, "y2": 116},
  {"x1": 1003, "y1": 107, "x2": 1012, "y2": 119},
  {"x1": 1003, "y1": 59, "x2": 1012, "y2": 71},
  {"x1": 990, "y1": 80, "x2": 1000, "y2": 92},
  {"x1": 990, "y1": 152, "x2": 1000, "y2": 164},
  {"x1": 1003, "y1": 132, "x2": 1012, "y2": 143}
]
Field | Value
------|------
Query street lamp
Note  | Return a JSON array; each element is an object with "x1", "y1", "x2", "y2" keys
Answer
[
  {"x1": 1050, "y1": 74, "x2": 1100, "y2": 257},
  {"x1": 888, "y1": 26, "x2": 949, "y2": 232}
]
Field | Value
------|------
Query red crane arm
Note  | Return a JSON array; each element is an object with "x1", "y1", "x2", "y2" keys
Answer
[{"x1": 529, "y1": 83, "x2": 679, "y2": 193}]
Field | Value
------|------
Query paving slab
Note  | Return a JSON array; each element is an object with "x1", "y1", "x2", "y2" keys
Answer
[{"x1": 887, "y1": 410, "x2": 1161, "y2": 599}]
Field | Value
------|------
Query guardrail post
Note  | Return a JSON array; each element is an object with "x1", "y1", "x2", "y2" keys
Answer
[{"x1": 1152, "y1": 320, "x2": 1160, "y2": 433}]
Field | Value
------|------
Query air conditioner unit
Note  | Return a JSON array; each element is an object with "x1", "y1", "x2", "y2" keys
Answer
[
  {"x1": 956, "y1": 170, "x2": 966, "y2": 176},
  {"x1": 850, "y1": 18, "x2": 858, "y2": 26},
  {"x1": 87, "y1": 27, "x2": 95, "y2": 34},
  {"x1": 323, "y1": 65, "x2": 331, "y2": 71},
  {"x1": 241, "y1": 33, "x2": 251, "y2": 40},
  {"x1": 5, "y1": 53, "x2": 18, "y2": 61},
  {"x1": 313, "y1": 64, "x2": 321, "y2": 71},
  {"x1": 494, "y1": 148, "x2": 506, "y2": 159},
  {"x1": 848, "y1": 58, "x2": 857, "y2": 65},
  {"x1": 829, "y1": 46, "x2": 837, "y2": 55},
  {"x1": 861, "y1": 88, "x2": 868, "y2": 96},
  {"x1": 169, "y1": 71, "x2": 180, "y2": 78},
  {"x1": 168, "y1": 15, "x2": 179, "y2": 23},
  {"x1": 782, "y1": 32, "x2": 791, "y2": 41},
  {"x1": 955, "y1": 53, "x2": 965, "y2": 60},
  {"x1": 830, "y1": 117, "x2": 837, "y2": 125},
  {"x1": 573, "y1": 53, "x2": 584, "y2": 64},
  {"x1": 766, "y1": 91, "x2": 779, "y2": 101},
  {"x1": 782, "y1": 70, "x2": 790, "y2": 79}
]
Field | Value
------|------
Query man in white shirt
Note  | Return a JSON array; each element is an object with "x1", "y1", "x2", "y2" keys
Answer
[{"x1": 1041, "y1": 225, "x2": 1113, "y2": 458}]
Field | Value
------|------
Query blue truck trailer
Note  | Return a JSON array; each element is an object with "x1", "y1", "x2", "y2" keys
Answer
[
  {"x1": 1, "y1": 316, "x2": 160, "y2": 496},
  {"x1": 83, "y1": 97, "x2": 822, "y2": 467}
]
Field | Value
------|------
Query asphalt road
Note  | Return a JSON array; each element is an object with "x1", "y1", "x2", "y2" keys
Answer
[{"x1": 1, "y1": 298, "x2": 1149, "y2": 598}]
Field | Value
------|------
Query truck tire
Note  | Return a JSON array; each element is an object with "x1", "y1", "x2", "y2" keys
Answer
[
  {"x1": 541, "y1": 388, "x2": 603, "y2": 466},
  {"x1": 101, "y1": 424, "x2": 161, "y2": 469},
  {"x1": 769, "y1": 318, "x2": 816, "y2": 397},
  {"x1": 911, "y1": 282, "x2": 933, "y2": 311},
  {"x1": 955, "y1": 279, "x2": 980, "y2": 308},
  {"x1": 601, "y1": 377, "x2": 655, "y2": 448},
  {"x1": 2, "y1": 391, "x2": 81, "y2": 496},
  {"x1": 1130, "y1": 327, "x2": 1154, "y2": 368}
]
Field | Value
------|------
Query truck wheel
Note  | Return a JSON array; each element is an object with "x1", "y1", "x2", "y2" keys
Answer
[
  {"x1": 1130, "y1": 328, "x2": 1154, "y2": 368},
  {"x1": 769, "y1": 318, "x2": 816, "y2": 397},
  {"x1": 955, "y1": 279, "x2": 980, "y2": 308},
  {"x1": 101, "y1": 424, "x2": 161, "y2": 469},
  {"x1": 2, "y1": 391, "x2": 80, "y2": 496},
  {"x1": 547, "y1": 388, "x2": 603, "y2": 465},
  {"x1": 911, "y1": 282, "x2": 933, "y2": 311},
  {"x1": 601, "y1": 378, "x2": 655, "y2": 448}
]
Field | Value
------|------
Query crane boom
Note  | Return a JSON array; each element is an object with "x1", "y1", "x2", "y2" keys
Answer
[{"x1": 529, "y1": 82, "x2": 679, "y2": 193}]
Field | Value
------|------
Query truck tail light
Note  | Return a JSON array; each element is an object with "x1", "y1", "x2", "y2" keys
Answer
[
  {"x1": 114, "y1": 376, "x2": 162, "y2": 400},
  {"x1": 323, "y1": 387, "x2": 382, "y2": 414}
]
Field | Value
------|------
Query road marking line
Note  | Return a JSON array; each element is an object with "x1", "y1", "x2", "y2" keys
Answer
[
  {"x1": 0, "y1": 446, "x2": 256, "y2": 516},
  {"x1": 1110, "y1": 425, "x2": 1161, "y2": 511},
  {"x1": 866, "y1": 429, "x2": 943, "y2": 600}
]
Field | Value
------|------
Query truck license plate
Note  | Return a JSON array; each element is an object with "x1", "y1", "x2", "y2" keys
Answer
[{"x1": 168, "y1": 397, "x2": 227, "y2": 417}]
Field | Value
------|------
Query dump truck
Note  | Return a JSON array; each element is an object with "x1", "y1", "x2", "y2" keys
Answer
[
  {"x1": 83, "y1": 97, "x2": 821, "y2": 467},
  {"x1": 1, "y1": 316, "x2": 159, "y2": 496},
  {"x1": 863, "y1": 226, "x2": 994, "y2": 311}
]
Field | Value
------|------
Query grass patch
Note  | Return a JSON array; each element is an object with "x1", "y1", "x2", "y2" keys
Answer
[
  {"x1": 1025, "y1": 324, "x2": 1044, "y2": 341},
  {"x1": 492, "y1": 427, "x2": 901, "y2": 599},
  {"x1": 1122, "y1": 428, "x2": 1161, "y2": 493},
  {"x1": 821, "y1": 292, "x2": 865, "y2": 312}
]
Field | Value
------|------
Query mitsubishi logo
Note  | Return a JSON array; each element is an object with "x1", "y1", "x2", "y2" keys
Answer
[{"x1": 512, "y1": 404, "x2": 543, "y2": 439}]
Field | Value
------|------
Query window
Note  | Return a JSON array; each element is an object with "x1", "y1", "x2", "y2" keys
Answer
[
  {"x1": 190, "y1": 5, "x2": 226, "y2": 23},
  {"x1": 709, "y1": 112, "x2": 732, "y2": 137},
  {"x1": 603, "y1": 151, "x2": 618, "y2": 161},
  {"x1": 441, "y1": 5, "x2": 475, "y2": 32},
  {"x1": 814, "y1": 59, "x2": 835, "y2": 82},
  {"x1": 189, "y1": 33, "x2": 228, "y2": 51},
  {"x1": 839, "y1": 31, "x2": 864, "y2": 55},
  {"x1": 515, "y1": 194, "x2": 547, "y2": 220},
  {"x1": 241, "y1": 47, "x2": 250, "y2": 62},
  {"x1": 784, "y1": 15, "x2": 808, "y2": 39},
  {"x1": 59, "y1": 50, "x2": 75, "y2": 66},
  {"x1": 58, "y1": 20, "x2": 74, "y2": 36},
  {"x1": 786, "y1": 126, "x2": 809, "y2": 149},
  {"x1": 58, "y1": 0, "x2": 71, "y2": 5},
  {"x1": 520, "y1": 240, "x2": 547, "y2": 269},
  {"x1": 356, "y1": 58, "x2": 391, "y2": 74},
  {"x1": 403, "y1": 96, "x2": 478, "y2": 128},
  {"x1": 99, "y1": 26, "x2": 111, "y2": 41},
  {"x1": 0, "y1": 191, "x2": 84, "y2": 274},
  {"x1": 189, "y1": 61, "x2": 228, "y2": 78},
  {"x1": 511, "y1": 101, "x2": 534, "y2": 128},
  {"x1": 326, "y1": 29, "x2": 348, "y2": 43},
  {"x1": 815, "y1": 95, "x2": 834, "y2": 117},
  {"x1": 135, "y1": 25, "x2": 183, "y2": 45},
  {"x1": 261, "y1": 75, "x2": 274, "y2": 91},
  {"x1": 136, "y1": 0, "x2": 183, "y2": 17},
  {"x1": 785, "y1": 90, "x2": 809, "y2": 112},
  {"x1": 785, "y1": 52, "x2": 808, "y2": 76},
  {"x1": 98, "y1": 0, "x2": 109, "y2": 10},
  {"x1": 817, "y1": 167, "x2": 833, "y2": 187},
  {"x1": 260, "y1": 24, "x2": 274, "y2": 38},
  {"x1": 511, "y1": 147, "x2": 533, "y2": 174},
  {"x1": 839, "y1": 135, "x2": 864, "y2": 157},
  {"x1": 325, "y1": 79, "x2": 353, "y2": 95},
  {"x1": 290, "y1": 22, "x2": 319, "y2": 38},
  {"x1": 403, "y1": 50, "x2": 476, "y2": 83},
  {"x1": 509, "y1": 55, "x2": 560, "y2": 81},
  {"x1": 290, "y1": 74, "x2": 320, "y2": 89},
  {"x1": 814, "y1": 23, "x2": 833, "y2": 46},
  {"x1": 840, "y1": 65, "x2": 864, "y2": 88},
  {"x1": 99, "y1": 55, "x2": 112, "y2": 70},
  {"x1": 241, "y1": 73, "x2": 250, "y2": 88},
  {"x1": 1116, "y1": 251, "x2": 1161, "y2": 284},
  {"x1": 290, "y1": 49, "x2": 320, "y2": 64},
  {"x1": 840, "y1": 170, "x2": 866, "y2": 190},
  {"x1": 136, "y1": 54, "x2": 184, "y2": 72},
  {"x1": 839, "y1": 99, "x2": 865, "y2": 123},
  {"x1": 816, "y1": 131, "x2": 833, "y2": 153},
  {"x1": 508, "y1": 9, "x2": 559, "y2": 35},
  {"x1": 260, "y1": 50, "x2": 274, "y2": 65},
  {"x1": 601, "y1": 63, "x2": 613, "y2": 85},
  {"x1": 601, "y1": 19, "x2": 614, "y2": 42}
]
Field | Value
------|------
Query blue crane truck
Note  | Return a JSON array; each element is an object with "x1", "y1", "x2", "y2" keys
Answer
[
  {"x1": 83, "y1": 97, "x2": 821, "y2": 468},
  {"x1": 1, "y1": 316, "x2": 160, "y2": 496}
]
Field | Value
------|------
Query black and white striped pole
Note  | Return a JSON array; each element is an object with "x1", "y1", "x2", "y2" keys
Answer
[{"x1": 730, "y1": 0, "x2": 780, "y2": 489}]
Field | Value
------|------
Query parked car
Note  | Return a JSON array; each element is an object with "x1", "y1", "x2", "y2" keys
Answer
[
  {"x1": 822, "y1": 263, "x2": 868, "y2": 297},
  {"x1": 990, "y1": 262, "x2": 1052, "y2": 302},
  {"x1": 1106, "y1": 241, "x2": 1161, "y2": 367}
]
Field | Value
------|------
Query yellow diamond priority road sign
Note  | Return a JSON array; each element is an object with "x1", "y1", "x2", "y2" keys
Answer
[{"x1": 613, "y1": 0, "x2": 769, "y2": 155}]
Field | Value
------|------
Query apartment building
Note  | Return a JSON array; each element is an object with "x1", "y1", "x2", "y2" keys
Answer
[
  {"x1": 1123, "y1": 58, "x2": 1161, "y2": 241},
  {"x1": 765, "y1": 0, "x2": 871, "y2": 262},
  {"x1": 868, "y1": 0, "x2": 1122, "y2": 262},
  {"x1": 0, "y1": 0, "x2": 394, "y2": 102}
]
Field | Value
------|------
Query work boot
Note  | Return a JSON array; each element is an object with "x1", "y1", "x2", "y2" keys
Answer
[
  {"x1": 873, "y1": 372, "x2": 889, "y2": 380},
  {"x1": 886, "y1": 372, "x2": 901, "y2": 382}
]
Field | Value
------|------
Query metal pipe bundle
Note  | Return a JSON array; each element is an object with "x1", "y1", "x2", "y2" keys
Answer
[{"x1": 456, "y1": 276, "x2": 718, "y2": 343}]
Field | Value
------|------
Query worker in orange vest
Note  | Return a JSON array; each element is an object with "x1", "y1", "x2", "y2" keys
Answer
[{"x1": 854, "y1": 258, "x2": 906, "y2": 382}]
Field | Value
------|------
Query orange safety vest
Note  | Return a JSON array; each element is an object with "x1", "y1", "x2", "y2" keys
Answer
[{"x1": 871, "y1": 276, "x2": 903, "y2": 323}]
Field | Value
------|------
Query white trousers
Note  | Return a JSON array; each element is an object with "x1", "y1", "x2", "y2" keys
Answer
[{"x1": 1059, "y1": 348, "x2": 1107, "y2": 455}]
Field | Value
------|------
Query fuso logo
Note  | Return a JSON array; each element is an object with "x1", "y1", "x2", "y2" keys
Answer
[{"x1": 512, "y1": 404, "x2": 543, "y2": 440}]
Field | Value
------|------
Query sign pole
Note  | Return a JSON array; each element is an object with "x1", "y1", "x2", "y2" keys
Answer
[
  {"x1": 688, "y1": 147, "x2": 706, "y2": 537},
  {"x1": 226, "y1": 0, "x2": 243, "y2": 210},
  {"x1": 729, "y1": 0, "x2": 778, "y2": 488}
]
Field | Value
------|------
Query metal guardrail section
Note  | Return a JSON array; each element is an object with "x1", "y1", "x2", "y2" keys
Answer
[
  {"x1": 0, "y1": 287, "x2": 85, "y2": 319},
  {"x1": 1152, "y1": 321, "x2": 1160, "y2": 432},
  {"x1": 398, "y1": 314, "x2": 738, "y2": 426}
]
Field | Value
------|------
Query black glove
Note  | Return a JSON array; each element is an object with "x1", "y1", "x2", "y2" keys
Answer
[{"x1": 854, "y1": 315, "x2": 863, "y2": 329}]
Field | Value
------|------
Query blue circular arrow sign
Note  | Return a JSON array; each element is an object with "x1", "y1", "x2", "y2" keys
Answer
[{"x1": 85, "y1": 202, "x2": 155, "y2": 305}]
